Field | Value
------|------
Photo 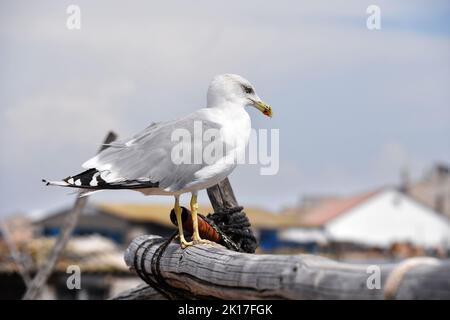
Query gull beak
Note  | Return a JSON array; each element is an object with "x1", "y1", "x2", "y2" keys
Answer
[{"x1": 252, "y1": 99, "x2": 273, "y2": 118}]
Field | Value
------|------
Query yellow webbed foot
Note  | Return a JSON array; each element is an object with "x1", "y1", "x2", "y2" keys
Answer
[
  {"x1": 180, "y1": 239, "x2": 194, "y2": 249},
  {"x1": 192, "y1": 233, "x2": 215, "y2": 245}
]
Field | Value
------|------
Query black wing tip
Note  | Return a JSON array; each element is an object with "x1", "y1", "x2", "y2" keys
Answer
[{"x1": 42, "y1": 171, "x2": 159, "y2": 190}]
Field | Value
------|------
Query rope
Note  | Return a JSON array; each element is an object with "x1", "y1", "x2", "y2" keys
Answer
[
  {"x1": 134, "y1": 234, "x2": 191, "y2": 300},
  {"x1": 205, "y1": 206, "x2": 258, "y2": 253},
  {"x1": 150, "y1": 232, "x2": 191, "y2": 300},
  {"x1": 384, "y1": 257, "x2": 440, "y2": 299},
  {"x1": 133, "y1": 237, "x2": 170, "y2": 299}
]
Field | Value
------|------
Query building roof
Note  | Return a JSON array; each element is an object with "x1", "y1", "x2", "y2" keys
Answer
[
  {"x1": 278, "y1": 187, "x2": 450, "y2": 248},
  {"x1": 299, "y1": 190, "x2": 379, "y2": 227},
  {"x1": 324, "y1": 188, "x2": 450, "y2": 248},
  {"x1": 96, "y1": 202, "x2": 302, "y2": 229}
]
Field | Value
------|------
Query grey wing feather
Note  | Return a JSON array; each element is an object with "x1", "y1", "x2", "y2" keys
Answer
[{"x1": 82, "y1": 111, "x2": 226, "y2": 191}]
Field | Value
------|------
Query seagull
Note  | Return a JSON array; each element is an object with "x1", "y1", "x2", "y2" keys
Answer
[{"x1": 43, "y1": 74, "x2": 272, "y2": 248}]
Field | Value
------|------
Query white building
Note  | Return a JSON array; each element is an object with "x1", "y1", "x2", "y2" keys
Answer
[{"x1": 284, "y1": 188, "x2": 450, "y2": 249}]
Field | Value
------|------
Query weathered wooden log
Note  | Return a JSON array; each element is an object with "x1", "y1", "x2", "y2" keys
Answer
[
  {"x1": 112, "y1": 283, "x2": 168, "y2": 300},
  {"x1": 123, "y1": 235, "x2": 450, "y2": 300}
]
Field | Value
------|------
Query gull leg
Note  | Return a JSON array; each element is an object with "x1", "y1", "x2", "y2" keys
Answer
[
  {"x1": 190, "y1": 192, "x2": 214, "y2": 245},
  {"x1": 174, "y1": 195, "x2": 193, "y2": 248}
]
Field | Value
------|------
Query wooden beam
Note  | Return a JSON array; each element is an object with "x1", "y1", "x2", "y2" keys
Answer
[
  {"x1": 123, "y1": 235, "x2": 450, "y2": 300},
  {"x1": 0, "y1": 221, "x2": 33, "y2": 287},
  {"x1": 206, "y1": 178, "x2": 239, "y2": 212}
]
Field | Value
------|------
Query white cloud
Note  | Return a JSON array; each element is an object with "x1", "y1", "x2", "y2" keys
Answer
[{"x1": 0, "y1": 78, "x2": 135, "y2": 165}]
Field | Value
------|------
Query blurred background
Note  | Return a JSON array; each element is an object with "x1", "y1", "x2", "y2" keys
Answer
[{"x1": 0, "y1": 0, "x2": 449, "y2": 299}]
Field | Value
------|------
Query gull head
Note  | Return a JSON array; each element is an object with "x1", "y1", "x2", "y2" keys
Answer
[{"x1": 207, "y1": 74, "x2": 272, "y2": 117}]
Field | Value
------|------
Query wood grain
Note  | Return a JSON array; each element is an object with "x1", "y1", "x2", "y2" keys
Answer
[{"x1": 207, "y1": 178, "x2": 239, "y2": 211}]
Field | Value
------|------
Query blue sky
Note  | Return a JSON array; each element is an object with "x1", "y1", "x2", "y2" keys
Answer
[{"x1": 0, "y1": 1, "x2": 449, "y2": 217}]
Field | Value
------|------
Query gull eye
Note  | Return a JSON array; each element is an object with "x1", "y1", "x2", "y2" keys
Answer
[{"x1": 242, "y1": 85, "x2": 254, "y2": 94}]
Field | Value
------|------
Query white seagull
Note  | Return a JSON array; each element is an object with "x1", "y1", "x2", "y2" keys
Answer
[{"x1": 44, "y1": 74, "x2": 273, "y2": 248}]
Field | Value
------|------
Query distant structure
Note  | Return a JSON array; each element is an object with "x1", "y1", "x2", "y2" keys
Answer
[
  {"x1": 34, "y1": 203, "x2": 176, "y2": 246},
  {"x1": 299, "y1": 188, "x2": 450, "y2": 248},
  {"x1": 402, "y1": 163, "x2": 450, "y2": 218},
  {"x1": 280, "y1": 187, "x2": 450, "y2": 259},
  {"x1": 0, "y1": 233, "x2": 137, "y2": 299},
  {"x1": 33, "y1": 203, "x2": 299, "y2": 252}
]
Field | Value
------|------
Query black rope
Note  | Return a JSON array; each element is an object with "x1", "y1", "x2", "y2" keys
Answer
[
  {"x1": 150, "y1": 232, "x2": 191, "y2": 300},
  {"x1": 206, "y1": 206, "x2": 258, "y2": 253},
  {"x1": 134, "y1": 233, "x2": 192, "y2": 300},
  {"x1": 134, "y1": 237, "x2": 171, "y2": 299}
]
